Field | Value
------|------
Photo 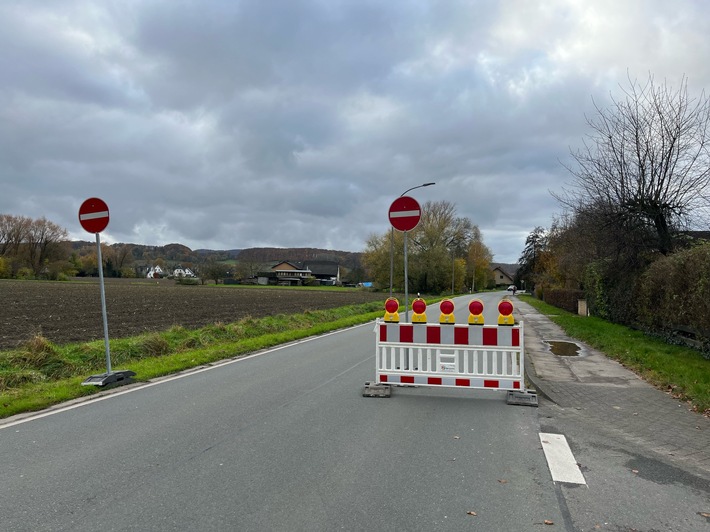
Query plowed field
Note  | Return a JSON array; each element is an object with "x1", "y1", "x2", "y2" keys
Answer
[{"x1": 0, "y1": 279, "x2": 383, "y2": 349}]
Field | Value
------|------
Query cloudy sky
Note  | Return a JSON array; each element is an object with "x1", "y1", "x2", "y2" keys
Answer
[{"x1": 2, "y1": 0, "x2": 710, "y2": 263}]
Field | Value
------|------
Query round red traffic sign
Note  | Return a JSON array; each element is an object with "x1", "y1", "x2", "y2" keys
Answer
[
  {"x1": 388, "y1": 196, "x2": 421, "y2": 232},
  {"x1": 78, "y1": 197, "x2": 110, "y2": 233}
]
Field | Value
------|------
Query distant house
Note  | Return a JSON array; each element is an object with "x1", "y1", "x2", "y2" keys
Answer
[
  {"x1": 256, "y1": 260, "x2": 341, "y2": 286},
  {"x1": 172, "y1": 265, "x2": 196, "y2": 278},
  {"x1": 490, "y1": 263, "x2": 519, "y2": 288},
  {"x1": 146, "y1": 265, "x2": 164, "y2": 279}
]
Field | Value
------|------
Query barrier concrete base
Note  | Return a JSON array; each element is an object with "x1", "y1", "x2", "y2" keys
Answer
[
  {"x1": 362, "y1": 382, "x2": 391, "y2": 398},
  {"x1": 506, "y1": 390, "x2": 538, "y2": 406}
]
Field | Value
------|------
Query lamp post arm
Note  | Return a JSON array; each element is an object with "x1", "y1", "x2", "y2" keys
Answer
[{"x1": 400, "y1": 182, "x2": 435, "y2": 197}]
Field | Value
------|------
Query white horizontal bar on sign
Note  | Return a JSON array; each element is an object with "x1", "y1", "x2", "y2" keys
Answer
[
  {"x1": 80, "y1": 211, "x2": 109, "y2": 220},
  {"x1": 539, "y1": 433, "x2": 586, "y2": 485},
  {"x1": 390, "y1": 210, "x2": 420, "y2": 218}
]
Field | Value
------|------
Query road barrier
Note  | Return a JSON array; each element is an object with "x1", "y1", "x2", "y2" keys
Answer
[{"x1": 364, "y1": 298, "x2": 538, "y2": 405}]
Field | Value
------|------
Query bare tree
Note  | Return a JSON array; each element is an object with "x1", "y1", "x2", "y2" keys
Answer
[
  {"x1": 25, "y1": 217, "x2": 68, "y2": 275},
  {"x1": 201, "y1": 257, "x2": 229, "y2": 284},
  {"x1": 0, "y1": 214, "x2": 31, "y2": 257},
  {"x1": 113, "y1": 244, "x2": 134, "y2": 272},
  {"x1": 558, "y1": 74, "x2": 710, "y2": 255},
  {"x1": 234, "y1": 258, "x2": 263, "y2": 281}
]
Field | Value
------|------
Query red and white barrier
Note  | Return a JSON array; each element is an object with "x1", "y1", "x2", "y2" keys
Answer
[{"x1": 373, "y1": 320, "x2": 526, "y2": 393}]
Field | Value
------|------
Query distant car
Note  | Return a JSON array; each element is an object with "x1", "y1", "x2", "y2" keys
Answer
[{"x1": 507, "y1": 285, "x2": 516, "y2": 291}]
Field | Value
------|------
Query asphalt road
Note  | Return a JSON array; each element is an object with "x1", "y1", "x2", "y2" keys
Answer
[
  {"x1": 6, "y1": 291, "x2": 706, "y2": 530},
  {"x1": 1, "y1": 292, "x2": 566, "y2": 531}
]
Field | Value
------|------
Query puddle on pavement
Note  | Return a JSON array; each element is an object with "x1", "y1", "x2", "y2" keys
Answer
[{"x1": 546, "y1": 340, "x2": 580, "y2": 356}]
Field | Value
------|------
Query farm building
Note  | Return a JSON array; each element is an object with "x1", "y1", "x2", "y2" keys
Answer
[{"x1": 257, "y1": 260, "x2": 341, "y2": 286}]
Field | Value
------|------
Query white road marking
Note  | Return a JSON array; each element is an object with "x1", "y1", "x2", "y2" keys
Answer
[{"x1": 539, "y1": 432, "x2": 586, "y2": 484}]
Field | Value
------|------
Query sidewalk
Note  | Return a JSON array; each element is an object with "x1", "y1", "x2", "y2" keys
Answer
[{"x1": 515, "y1": 298, "x2": 710, "y2": 479}]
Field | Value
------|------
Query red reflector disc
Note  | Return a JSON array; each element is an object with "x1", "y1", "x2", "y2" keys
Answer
[
  {"x1": 385, "y1": 298, "x2": 399, "y2": 313},
  {"x1": 412, "y1": 299, "x2": 427, "y2": 314},
  {"x1": 469, "y1": 299, "x2": 483, "y2": 315},
  {"x1": 498, "y1": 300, "x2": 514, "y2": 316},
  {"x1": 440, "y1": 299, "x2": 454, "y2": 315}
]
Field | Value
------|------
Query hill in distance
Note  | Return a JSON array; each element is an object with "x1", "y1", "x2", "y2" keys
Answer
[{"x1": 71, "y1": 241, "x2": 361, "y2": 267}]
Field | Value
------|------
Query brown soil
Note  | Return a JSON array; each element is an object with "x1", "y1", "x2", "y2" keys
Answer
[{"x1": 0, "y1": 278, "x2": 383, "y2": 349}]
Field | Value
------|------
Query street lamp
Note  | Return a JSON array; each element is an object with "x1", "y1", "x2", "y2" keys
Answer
[
  {"x1": 389, "y1": 182, "x2": 435, "y2": 299},
  {"x1": 444, "y1": 234, "x2": 459, "y2": 296}
]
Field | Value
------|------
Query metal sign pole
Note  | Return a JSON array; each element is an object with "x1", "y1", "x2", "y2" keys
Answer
[
  {"x1": 404, "y1": 230, "x2": 409, "y2": 323},
  {"x1": 403, "y1": 230, "x2": 410, "y2": 370},
  {"x1": 389, "y1": 227, "x2": 394, "y2": 299},
  {"x1": 95, "y1": 233, "x2": 112, "y2": 375}
]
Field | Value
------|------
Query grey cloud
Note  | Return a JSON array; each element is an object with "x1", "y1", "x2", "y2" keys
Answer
[{"x1": 3, "y1": 0, "x2": 710, "y2": 263}]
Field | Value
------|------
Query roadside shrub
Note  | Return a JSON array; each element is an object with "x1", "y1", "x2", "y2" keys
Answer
[
  {"x1": 13, "y1": 335, "x2": 58, "y2": 367},
  {"x1": 42, "y1": 260, "x2": 74, "y2": 281},
  {"x1": 0, "y1": 369, "x2": 46, "y2": 391},
  {"x1": 583, "y1": 261, "x2": 610, "y2": 319},
  {"x1": 544, "y1": 288, "x2": 585, "y2": 313},
  {"x1": 176, "y1": 277, "x2": 200, "y2": 285},
  {"x1": 120, "y1": 267, "x2": 136, "y2": 278},
  {"x1": 0, "y1": 257, "x2": 10, "y2": 279},
  {"x1": 140, "y1": 334, "x2": 171, "y2": 357},
  {"x1": 9, "y1": 335, "x2": 76, "y2": 378},
  {"x1": 16, "y1": 267, "x2": 35, "y2": 280},
  {"x1": 583, "y1": 259, "x2": 641, "y2": 325},
  {"x1": 637, "y1": 244, "x2": 710, "y2": 358}
]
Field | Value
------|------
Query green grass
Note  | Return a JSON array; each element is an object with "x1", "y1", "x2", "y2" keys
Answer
[
  {"x1": 12, "y1": 293, "x2": 701, "y2": 420},
  {"x1": 0, "y1": 302, "x2": 385, "y2": 419},
  {"x1": 519, "y1": 295, "x2": 710, "y2": 414}
]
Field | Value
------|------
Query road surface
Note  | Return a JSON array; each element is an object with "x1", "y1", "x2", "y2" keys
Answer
[{"x1": 2, "y1": 292, "x2": 707, "y2": 530}]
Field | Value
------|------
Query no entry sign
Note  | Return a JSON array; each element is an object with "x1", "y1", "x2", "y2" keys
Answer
[
  {"x1": 78, "y1": 197, "x2": 110, "y2": 233},
  {"x1": 388, "y1": 196, "x2": 421, "y2": 232}
]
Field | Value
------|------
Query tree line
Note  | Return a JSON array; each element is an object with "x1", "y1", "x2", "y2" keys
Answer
[
  {"x1": 0, "y1": 215, "x2": 70, "y2": 279},
  {"x1": 0, "y1": 215, "x2": 368, "y2": 284},
  {"x1": 0, "y1": 215, "x2": 149, "y2": 280},
  {"x1": 518, "y1": 74, "x2": 710, "y2": 352}
]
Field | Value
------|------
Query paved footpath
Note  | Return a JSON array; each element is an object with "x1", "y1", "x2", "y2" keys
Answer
[{"x1": 515, "y1": 298, "x2": 710, "y2": 480}]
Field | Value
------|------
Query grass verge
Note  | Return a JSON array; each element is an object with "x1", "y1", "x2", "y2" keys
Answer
[
  {"x1": 0, "y1": 301, "x2": 384, "y2": 420},
  {"x1": 519, "y1": 295, "x2": 710, "y2": 415}
]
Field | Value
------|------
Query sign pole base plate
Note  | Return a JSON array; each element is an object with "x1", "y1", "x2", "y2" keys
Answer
[{"x1": 81, "y1": 370, "x2": 136, "y2": 387}]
